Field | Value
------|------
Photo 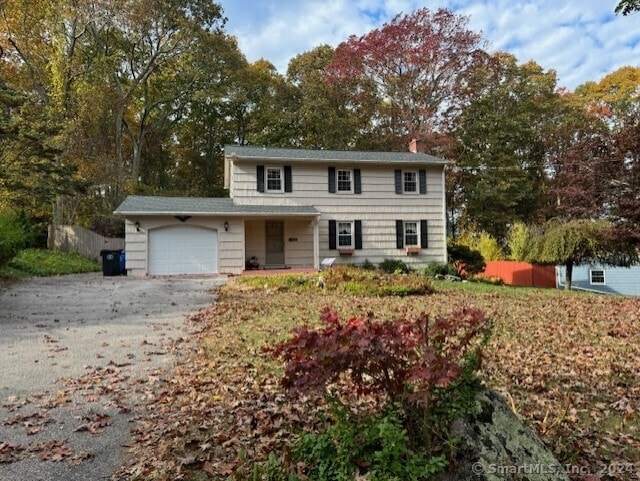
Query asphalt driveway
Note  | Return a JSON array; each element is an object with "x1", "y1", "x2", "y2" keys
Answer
[{"x1": 0, "y1": 273, "x2": 225, "y2": 481}]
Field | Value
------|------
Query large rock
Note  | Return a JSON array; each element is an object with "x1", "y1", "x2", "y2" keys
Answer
[{"x1": 437, "y1": 390, "x2": 570, "y2": 481}]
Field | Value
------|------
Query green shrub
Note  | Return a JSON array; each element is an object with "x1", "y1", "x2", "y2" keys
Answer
[
  {"x1": 256, "y1": 407, "x2": 447, "y2": 481},
  {"x1": 379, "y1": 258, "x2": 411, "y2": 274},
  {"x1": 422, "y1": 262, "x2": 457, "y2": 277},
  {"x1": 361, "y1": 258, "x2": 376, "y2": 270},
  {"x1": 447, "y1": 242, "x2": 485, "y2": 278},
  {"x1": 0, "y1": 209, "x2": 32, "y2": 267},
  {"x1": 294, "y1": 407, "x2": 447, "y2": 481}
]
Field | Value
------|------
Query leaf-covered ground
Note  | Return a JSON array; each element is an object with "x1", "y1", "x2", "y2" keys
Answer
[{"x1": 115, "y1": 277, "x2": 640, "y2": 481}]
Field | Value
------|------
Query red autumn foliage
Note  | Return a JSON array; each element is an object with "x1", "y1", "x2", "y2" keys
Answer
[
  {"x1": 270, "y1": 307, "x2": 490, "y2": 406},
  {"x1": 326, "y1": 7, "x2": 487, "y2": 139}
]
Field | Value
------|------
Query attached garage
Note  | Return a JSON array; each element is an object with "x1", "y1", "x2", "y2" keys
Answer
[
  {"x1": 114, "y1": 196, "x2": 320, "y2": 277},
  {"x1": 149, "y1": 225, "x2": 218, "y2": 275}
]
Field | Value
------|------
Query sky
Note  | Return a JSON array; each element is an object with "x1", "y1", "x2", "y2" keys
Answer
[{"x1": 217, "y1": 0, "x2": 639, "y2": 91}]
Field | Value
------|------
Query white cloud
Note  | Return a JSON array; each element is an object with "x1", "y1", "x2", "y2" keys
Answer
[{"x1": 218, "y1": 0, "x2": 640, "y2": 89}]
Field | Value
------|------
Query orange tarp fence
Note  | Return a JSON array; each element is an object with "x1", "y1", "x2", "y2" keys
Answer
[{"x1": 480, "y1": 261, "x2": 556, "y2": 288}]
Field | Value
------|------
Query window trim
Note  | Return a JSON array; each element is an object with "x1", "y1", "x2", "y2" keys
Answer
[
  {"x1": 404, "y1": 221, "x2": 419, "y2": 247},
  {"x1": 337, "y1": 221, "x2": 354, "y2": 249},
  {"x1": 336, "y1": 169, "x2": 353, "y2": 193},
  {"x1": 403, "y1": 170, "x2": 418, "y2": 194},
  {"x1": 265, "y1": 166, "x2": 284, "y2": 193},
  {"x1": 590, "y1": 269, "x2": 605, "y2": 285}
]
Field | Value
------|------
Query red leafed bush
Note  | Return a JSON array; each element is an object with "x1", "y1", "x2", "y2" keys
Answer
[{"x1": 270, "y1": 307, "x2": 490, "y2": 407}]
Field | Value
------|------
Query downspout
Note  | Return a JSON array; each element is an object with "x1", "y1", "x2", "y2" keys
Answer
[
  {"x1": 441, "y1": 165, "x2": 448, "y2": 263},
  {"x1": 313, "y1": 218, "x2": 320, "y2": 270}
]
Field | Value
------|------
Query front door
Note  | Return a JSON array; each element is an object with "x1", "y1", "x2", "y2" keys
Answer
[{"x1": 265, "y1": 221, "x2": 285, "y2": 266}]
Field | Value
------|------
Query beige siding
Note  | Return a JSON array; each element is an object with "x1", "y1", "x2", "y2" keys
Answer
[
  {"x1": 284, "y1": 220, "x2": 315, "y2": 267},
  {"x1": 123, "y1": 217, "x2": 244, "y2": 276},
  {"x1": 244, "y1": 221, "x2": 265, "y2": 266},
  {"x1": 244, "y1": 219, "x2": 314, "y2": 269},
  {"x1": 231, "y1": 161, "x2": 446, "y2": 267}
]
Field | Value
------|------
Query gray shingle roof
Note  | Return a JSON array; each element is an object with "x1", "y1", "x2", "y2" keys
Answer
[
  {"x1": 114, "y1": 196, "x2": 319, "y2": 216},
  {"x1": 224, "y1": 145, "x2": 447, "y2": 165}
]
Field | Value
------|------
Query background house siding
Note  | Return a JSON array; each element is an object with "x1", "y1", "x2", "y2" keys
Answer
[
  {"x1": 556, "y1": 264, "x2": 640, "y2": 296},
  {"x1": 231, "y1": 161, "x2": 446, "y2": 267}
]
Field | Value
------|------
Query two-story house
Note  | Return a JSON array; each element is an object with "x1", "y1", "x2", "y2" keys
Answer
[{"x1": 114, "y1": 143, "x2": 447, "y2": 276}]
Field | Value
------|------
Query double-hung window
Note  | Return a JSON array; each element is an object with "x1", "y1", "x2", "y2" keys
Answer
[
  {"x1": 329, "y1": 220, "x2": 362, "y2": 250},
  {"x1": 403, "y1": 171, "x2": 418, "y2": 193},
  {"x1": 266, "y1": 167, "x2": 283, "y2": 193},
  {"x1": 395, "y1": 169, "x2": 426, "y2": 194},
  {"x1": 338, "y1": 222, "x2": 353, "y2": 248},
  {"x1": 404, "y1": 221, "x2": 419, "y2": 247},
  {"x1": 337, "y1": 169, "x2": 352, "y2": 193},
  {"x1": 590, "y1": 269, "x2": 605, "y2": 285}
]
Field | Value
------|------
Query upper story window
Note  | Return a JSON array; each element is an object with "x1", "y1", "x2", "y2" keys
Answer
[
  {"x1": 404, "y1": 221, "x2": 419, "y2": 247},
  {"x1": 403, "y1": 171, "x2": 417, "y2": 193},
  {"x1": 590, "y1": 269, "x2": 605, "y2": 285},
  {"x1": 257, "y1": 165, "x2": 292, "y2": 193},
  {"x1": 266, "y1": 167, "x2": 283, "y2": 192},
  {"x1": 395, "y1": 169, "x2": 427, "y2": 194},
  {"x1": 328, "y1": 167, "x2": 361, "y2": 194},
  {"x1": 337, "y1": 170, "x2": 352, "y2": 193}
]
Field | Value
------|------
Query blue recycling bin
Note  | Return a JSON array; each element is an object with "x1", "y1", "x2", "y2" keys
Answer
[{"x1": 119, "y1": 250, "x2": 126, "y2": 275}]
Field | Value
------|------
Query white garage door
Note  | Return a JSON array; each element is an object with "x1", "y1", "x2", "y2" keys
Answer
[{"x1": 149, "y1": 225, "x2": 218, "y2": 275}]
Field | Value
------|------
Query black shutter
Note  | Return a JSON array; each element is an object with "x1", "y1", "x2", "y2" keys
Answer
[
  {"x1": 394, "y1": 170, "x2": 402, "y2": 194},
  {"x1": 257, "y1": 165, "x2": 265, "y2": 192},
  {"x1": 328, "y1": 167, "x2": 336, "y2": 193},
  {"x1": 284, "y1": 165, "x2": 292, "y2": 192},
  {"x1": 354, "y1": 169, "x2": 362, "y2": 194},
  {"x1": 420, "y1": 220, "x2": 428, "y2": 249},
  {"x1": 396, "y1": 220, "x2": 404, "y2": 248},
  {"x1": 354, "y1": 220, "x2": 362, "y2": 249},
  {"x1": 329, "y1": 220, "x2": 337, "y2": 250},
  {"x1": 419, "y1": 170, "x2": 427, "y2": 194}
]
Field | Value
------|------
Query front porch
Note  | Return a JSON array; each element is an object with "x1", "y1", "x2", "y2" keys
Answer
[{"x1": 243, "y1": 217, "x2": 319, "y2": 271}]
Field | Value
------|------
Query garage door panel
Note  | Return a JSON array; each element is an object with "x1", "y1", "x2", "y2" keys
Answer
[{"x1": 149, "y1": 226, "x2": 218, "y2": 275}]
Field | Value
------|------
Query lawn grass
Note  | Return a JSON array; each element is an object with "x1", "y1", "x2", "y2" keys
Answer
[
  {"x1": 119, "y1": 272, "x2": 640, "y2": 480},
  {"x1": 0, "y1": 248, "x2": 101, "y2": 279}
]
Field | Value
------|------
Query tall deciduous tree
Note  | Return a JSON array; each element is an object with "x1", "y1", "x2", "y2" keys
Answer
[
  {"x1": 286, "y1": 45, "x2": 364, "y2": 149},
  {"x1": 550, "y1": 69, "x2": 640, "y2": 229},
  {"x1": 327, "y1": 7, "x2": 486, "y2": 151},
  {"x1": 573, "y1": 66, "x2": 640, "y2": 130},
  {"x1": 85, "y1": 0, "x2": 225, "y2": 192},
  {"x1": 454, "y1": 53, "x2": 560, "y2": 240}
]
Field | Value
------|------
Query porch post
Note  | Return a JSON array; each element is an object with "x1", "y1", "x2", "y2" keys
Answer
[{"x1": 313, "y1": 218, "x2": 320, "y2": 270}]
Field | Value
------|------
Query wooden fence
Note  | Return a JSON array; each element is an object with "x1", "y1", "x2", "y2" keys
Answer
[
  {"x1": 480, "y1": 261, "x2": 556, "y2": 288},
  {"x1": 48, "y1": 225, "x2": 124, "y2": 261}
]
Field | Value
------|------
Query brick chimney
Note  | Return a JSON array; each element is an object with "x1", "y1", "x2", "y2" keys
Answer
[{"x1": 408, "y1": 138, "x2": 425, "y2": 154}]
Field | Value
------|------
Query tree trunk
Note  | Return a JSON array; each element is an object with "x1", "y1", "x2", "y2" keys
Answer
[
  {"x1": 565, "y1": 260, "x2": 573, "y2": 291},
  {"x1": 114, "y1": 105, "x2": 125, "y2": 197}
]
